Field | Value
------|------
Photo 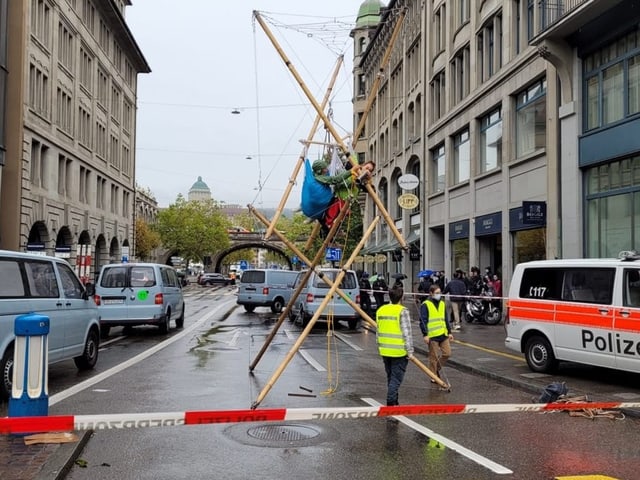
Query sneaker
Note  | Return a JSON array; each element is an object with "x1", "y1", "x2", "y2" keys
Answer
[{"x1": 452, "y1": 325, "x2": 461, "y2": 331}]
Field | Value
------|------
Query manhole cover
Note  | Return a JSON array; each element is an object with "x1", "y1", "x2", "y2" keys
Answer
[{"x1": 247, "y1": 424, "x2": 320, "y2": 442}]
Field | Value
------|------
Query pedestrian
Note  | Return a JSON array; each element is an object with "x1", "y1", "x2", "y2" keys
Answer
[
  {"x1": 359, "y1": 271, "x2": 372, "y2": 315},
  {"x1": 443, "y1": 270, "x2": 466, "y2": 331},
  {"x1": 372, "y1": 274, "x2": 387, "y2": 310},
  {"x1": 419, "y1": 284, "x2": 454, "y2": 382},
  {"x1": 492, "y1": 274, "x2": 502, "y2": 298},
  {"x1": 376, "y1": 285, "x2": 414, "y2": 406}
]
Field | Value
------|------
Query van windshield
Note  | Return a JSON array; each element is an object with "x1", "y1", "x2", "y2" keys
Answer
[{"x1": 241, "y1": 271, "x2": 265, "y2": 283}]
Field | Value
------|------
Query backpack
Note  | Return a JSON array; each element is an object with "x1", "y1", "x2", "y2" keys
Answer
[{"x1": 301, "y1": 158, "x2": 332, "y2": 220}]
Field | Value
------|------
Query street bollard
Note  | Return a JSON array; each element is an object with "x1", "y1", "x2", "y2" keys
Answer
[{"x1": 8, "y1": 313, "x2": 49, "y2": 418}]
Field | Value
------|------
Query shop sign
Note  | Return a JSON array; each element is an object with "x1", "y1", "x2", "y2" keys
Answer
[
  {"x1": 397, "y1": 173, "x2": 419, "y2": 190},
  {"x1": 398, "y1": 193, "x2": 419, "y2": 210}
]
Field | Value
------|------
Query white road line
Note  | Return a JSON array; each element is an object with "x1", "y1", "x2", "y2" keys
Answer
[
  {"x1": 362, "y1": 398, "x2": 513, "y2": 475},
  {"x1": 49, "y1": 298, "x2": 236, "y2": 406},
  {"x1": 298, "y1": 349, "x2": 327, "y2": 372},
  {"x1": 333, "y1": 332, "x2": 364, "y2": 351}
]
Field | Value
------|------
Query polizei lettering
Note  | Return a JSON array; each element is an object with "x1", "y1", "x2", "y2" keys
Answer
[{"x1": 581, "y1": 330, "x2": 640, "y2": 356}]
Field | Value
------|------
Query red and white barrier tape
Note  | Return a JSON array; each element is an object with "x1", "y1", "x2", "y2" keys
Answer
[{"x1": 2, "y1": 401, "x2": 638, "y2": 434}]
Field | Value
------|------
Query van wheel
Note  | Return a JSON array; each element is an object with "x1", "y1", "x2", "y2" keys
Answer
[
  {"x1": 100, "y1": 325, "x2": 111, "y2": 338},
  {"x1": 525, "y1": 335, "x2": 558, "y2": 373},
  {"x1": 244, "y1": 305, "x2": 255, "y2": 313},
  {"x1": 0, "y1": 345, "x2": 14, "y2": 401},
  {"x1": 74, "y1": 329, "x2": 99, "y2": 370},
  {"x1": 288, "y1": 305, "x2": 297, "y2": 322},
  {"x1": 176, "y1": 305, "x2": 185, "y2": 329},
  {"x1": 159, "y1": 311, "x2": 171, "y2": 334},
  {"x1": 271, "y1": 298, "x2": 284, "y2": 314}
]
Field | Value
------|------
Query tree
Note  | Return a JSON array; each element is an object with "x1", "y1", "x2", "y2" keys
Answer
[
  {"x1": 135, "y1": 218, "x2": 161, "y2": 261},
  {"x1": 155, "y1": 195, "x2": 231, "y2": 264}
]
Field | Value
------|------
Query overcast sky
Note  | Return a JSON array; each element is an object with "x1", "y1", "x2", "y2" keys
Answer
[{"x1": 126, "y1": 1, "x2": 368, "y2": 209}]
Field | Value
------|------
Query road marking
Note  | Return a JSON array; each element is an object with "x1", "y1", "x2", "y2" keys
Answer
[
  {"x1": 49, "y1": 298, "x2": 237, "y2": 406},
  {"x1": 298, "y1": 349, "x2": 327, "y2": 371},
  {"x1": 454, "y1": 338, "x2": 525, "y2": 362},
  {"x1": 333, "y1": 332, "x2": 363, "y2": 351},
  {"x1": 362, "y1": 397, "x2": 513, "y2": 475}
]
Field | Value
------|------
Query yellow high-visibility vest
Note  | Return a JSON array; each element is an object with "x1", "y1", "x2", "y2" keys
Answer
[
  {"x1": 423, "y1": 299, "x2": 447, "y2": 338},
  {"x1": 376, "y1": 303, "x2": 407, "y2": 357}
]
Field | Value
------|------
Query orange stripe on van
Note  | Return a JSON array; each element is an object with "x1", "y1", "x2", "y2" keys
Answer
[
  {"x1": 508, "y1": 299, "x2": 616, "y2": 329},
  {"x1": 508, "y1": 299, "x2": 555, "y2": 322}
]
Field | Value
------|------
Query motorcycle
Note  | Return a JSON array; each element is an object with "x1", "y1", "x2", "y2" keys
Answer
[{"x1": 464, "y1": 284, "x2": 502, "y2": 325}]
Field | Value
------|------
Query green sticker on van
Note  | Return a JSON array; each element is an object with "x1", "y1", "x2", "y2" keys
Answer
[{"x1": 137, "y1": 290, "x2": 148, "y2": 300}]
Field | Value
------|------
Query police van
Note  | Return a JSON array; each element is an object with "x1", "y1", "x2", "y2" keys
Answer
[{"x1": 505, "y1": 251, "x2": 640, "y2": 374}]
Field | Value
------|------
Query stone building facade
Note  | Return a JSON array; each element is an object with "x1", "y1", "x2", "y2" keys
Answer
[{"x1": 0, "y1": 0, "x2": 149, "y2": 281}]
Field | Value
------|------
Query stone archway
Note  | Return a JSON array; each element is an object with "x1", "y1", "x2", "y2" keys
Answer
[
  {"x1": 55, "y1": 226, "x2": 74, "y2": 261},
  {"x1": 213, "y1": 242, "x2": 292, "y2": 272},
  {"x1": 26, "y1": 221, "x2": 50, "y2": 254},
  {"x1": 94, "y1": 234, "x2": 107, "y2": 283},
  {"x1": 109, "y1": 237, "x2": 120, "y2": 263}
]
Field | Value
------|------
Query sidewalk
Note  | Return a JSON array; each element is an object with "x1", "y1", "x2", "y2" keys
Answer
[{"x1": 2, "y1": 317, "x2": 639, "y2": 479}]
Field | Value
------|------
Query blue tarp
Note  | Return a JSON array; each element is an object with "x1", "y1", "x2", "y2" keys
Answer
[{"x1": 301, "y1": 158, "x2": 332, "y2": 220}]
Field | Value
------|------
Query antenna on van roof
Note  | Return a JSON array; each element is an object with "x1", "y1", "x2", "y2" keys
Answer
[{"x1": 618, "y1": 250, "x2": 640, "y2": 261}]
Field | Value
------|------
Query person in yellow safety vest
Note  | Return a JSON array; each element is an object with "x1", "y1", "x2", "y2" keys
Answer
[
  {"x1": 419, "y1": 284, "x2": 454, "y2": 382},
  {"x1": 376, "y1": 285, "x2": 415, "y2": 406}
]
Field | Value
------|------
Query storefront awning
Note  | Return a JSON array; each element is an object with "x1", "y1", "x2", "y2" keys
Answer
[{"x1": 405, "y1": 231, "x2": 420, "y2": 245}]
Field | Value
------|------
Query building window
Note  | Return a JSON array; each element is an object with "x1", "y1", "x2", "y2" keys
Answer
[
  {"x1": 527, "y1": 0, "x2": 534, "y2": 41},
  {"x1": 110, "y1": 184, "x2": 119, "y2": 214},
  {"x1": 583, "y1": 30, "x2": 640, "y2": 132},
  {"x1": 112, "y1": 39, "x2": 122, "y2": 72},
  {"x1": 514, "y1": 0, "x2": 523, "y2": 55},
  {"x1": 57, "y1": 154, "x2": 72, "y2": 197},
  {"x1": 31, "y1": 0, "x2": 51, "y2": 47},
  {"x1": 394, "y1": 173, "x2": 403, "y2": 219},
  {"x1": 79, "y1": 166, "x2": 90, "y2": 203},
  {"x1": 97, "y1": 67, "x2": 108, "y2": 108},
  {"x1": 57, "y1": 21, "x2": 74, "y2": 72},
  {"x1": 124, "y1": 60, "x2": 135, "y2": 87},
  {"x1": 123, "y1": 99, "x2": 132, "y2": 133},
  {"x1": 79, "y1": 46, "x2": 93, "y2": 93},
  {"x1": 30, "y1": 139, "x2": 49, "y2": 188},
  {"x1": 516, "y1": 78, "x2": 546, "y2": 157},
  {"x1": 122, "y1": 144, "x2": 131, "y2": 176},
  {"x1": 99, "y1": 19, "x2": 110, "y2": 55},
  {"x1": 453, "y1": 129, "x2": 470, "y2": 184},
  {"x1": 455, "y1": 0, "x2": 470, "y2": 28},
  {"x1": 55, "y1": 87, "x2": 73, "y2": 134},
  {"x1": 410, "y1": 161, "x2": 420, "y2": 214},
  {"x1": 480, "y1": 107, "x2": 502, "y2": 173},
  {"x1": 123, "y1": 190, "x2": 130, "y2": 218},
  {"x1": 451, "y1": 45, "x2": 470, "y2": 105},
  {"x1": 477, "y1": 13, "x2": 503, "y2": 84},
  {"x1": 109, "y1": 134, "x2": 119, "y2": 169},
  {"x1": 431, "y1": 144, "x2": 445, "y2": 194},
  {"x1": 357, "y1": 73, "x2": 365, "y2": 97},
  {"x1": 81, "y1": 0, "x2": 95, "y2": 31},
  {"x1": 28, "y1": 63, "x2": 49, "y2": 118},
  {"x1": 111, "y1": 86, "x2": 121, "y2": 123},
  {"x1": 78, "y1": 106, "x2": 91, "y2": 148},
  {"x1": 433, "y1": 3, "x2": 446, "y2": 56},
  {"x1": 95, "y1": 121, "x2": 106, "y2": 158},
  {"x1": 586, "y1": 156, "x2": 640, "y2": 257},
  {"x1": 430, "y1": 70, "x2": 446, "y2": 122},
  {"x1": 96, "y1": 175, "x2": 106, "y2": 209}
]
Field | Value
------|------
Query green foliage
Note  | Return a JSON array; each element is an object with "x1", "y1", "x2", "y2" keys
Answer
[
  {"x1": 135, "y1": 218, "x2": 161, "y2": 261},
  {"x1": 155, "y1": 195, "x2": 231, "y2": 263}
]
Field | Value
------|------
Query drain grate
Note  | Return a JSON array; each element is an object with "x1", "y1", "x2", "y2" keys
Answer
[{"x1": 247, "y1": 424, "x2": 320, "y2": 442}]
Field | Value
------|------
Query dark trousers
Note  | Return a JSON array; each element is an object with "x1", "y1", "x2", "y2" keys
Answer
[{"x1": 382, "y1": 356, "x2": 409, "y2": 406}]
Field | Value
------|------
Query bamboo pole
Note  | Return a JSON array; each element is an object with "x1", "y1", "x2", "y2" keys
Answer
[
  {"x1": 409, "y1": 355, "x2": 450, "y2": 390},
  {"x1": 248, "y1": 204, "x2": 353, "y2": 371},
  {"x1": 253, "y1": 10, "x2": 408, "y2": 250},
  {"x1": 264, "y1": 55, "x2": 344, "y2": 239},
  {"x1": 251, "y1": 219, "x2": 376, "y2": 409},
  {"x1": 304, "y1": 221, "x2": 322, "y2": 252}
]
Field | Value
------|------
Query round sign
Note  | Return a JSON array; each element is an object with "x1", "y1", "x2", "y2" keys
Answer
[
  {"x1": 375, "y1": 254, "x2": 387, "y2": 263},
  {"x1": 364, "y1": 255, "x2": 376, "y2": 264},
  {"x1": 398, "y1": 173, "x2": 419, "y2": 190},
  {"x1": 398, "y1": 193, "x2": 420, "y2": 210},
  {"x1": 354, "y1": 255, "x2": 364, "y2": 263},
  {"x1": 137, "y1": 290, "x2": 148, "y2": 301}
]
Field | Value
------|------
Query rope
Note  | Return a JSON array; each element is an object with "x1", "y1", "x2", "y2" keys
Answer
[
  {"x1": 555, "y1": 395, "x2": 626, "y2": 420},
  {"x1": 321, "y1": 305, "x2": 340, "y2": 395}
]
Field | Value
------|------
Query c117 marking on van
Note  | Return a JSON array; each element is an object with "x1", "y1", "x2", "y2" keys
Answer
[
  {"x1": 582, "y1": 330, "x2": 640, "y2": 356},
  {"x1": 527, "y1": 286, "x2": 547, "y2": 298}
]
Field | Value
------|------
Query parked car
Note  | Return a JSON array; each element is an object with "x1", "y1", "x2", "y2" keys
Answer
[
  {"x1": 0, "y1": 250, "x2": 100, "y2": 400},
  {"x1": 94, "y1": 263, "x2": 185, "y2": 337},
  {"x1": 237, "y1": 269, "x2": 298, "y2": 313},
  {"x1": 289, "y1": 268, "x2": 361, "y2": 329},
  {"x1": 199, "y1": 273, "x2": 231, "y2": 286}
]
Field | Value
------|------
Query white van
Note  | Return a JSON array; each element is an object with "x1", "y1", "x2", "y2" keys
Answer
[
  {"x1": 505, "y1": 251, "x2": 640, "y2": 374},
  {"x1": 237, "y1": 269, "x2": 297, "y2": 313},
  {"x1": 288, "y1": 268, "x2": 361, "y2": 329},
  {"x1": 0, "y1": 250, "x2": 100, "y2": 400},
  {"x1": 95, "y1": 263, "x2": 185, "y2": 336}
]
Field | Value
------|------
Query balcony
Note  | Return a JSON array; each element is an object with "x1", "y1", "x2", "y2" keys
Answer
[{"x1": 532, "y1": 0, "x2": 625, "y2": 43}]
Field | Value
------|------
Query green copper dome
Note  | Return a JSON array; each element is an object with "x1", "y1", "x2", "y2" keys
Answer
[
  {"x1": 356, "y1": 0, "x2": 384, "y2": 28},
  {"x1": 190, "y1": 176, "x2": 210, "y2": 192}
]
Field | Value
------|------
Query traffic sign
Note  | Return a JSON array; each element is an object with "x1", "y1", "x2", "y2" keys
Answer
[
  {"x1": 239, "y1": 260, "x2": 248, "y2": 270},
  {"x1": 325, "y1": 247, "x2": 342, "y2": 262}
]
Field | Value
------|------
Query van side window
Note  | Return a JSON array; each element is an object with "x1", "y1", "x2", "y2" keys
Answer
[
  {"x1": 519, "y1": 268, "x2": 563, "y2": 300},
  {"x1": 131, "y1": 266, "x2": 156, "y2": 287},
  {"x1": 167, "y1": 269, "x2": 179, "y2": 287},
  {"x1": 561, "y1": 268, "x2": 614, "y2": 304},
  {"x1": 0, "y1": 260, "x2": 25, "y2": 297},
  {"x1": 25, "y1": 260, "x2": 59, "y2": 298},
  {"x1": 58, "y1": 263, "x2": 84, "y2": 299},
  {"x1": 623, "y1": 269, "x2": 640, "y2": 307}
]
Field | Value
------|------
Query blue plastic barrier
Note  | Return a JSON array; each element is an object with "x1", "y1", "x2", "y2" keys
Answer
[{"x1": 8, "y1": 313, "x2": 49, "y2": 418}]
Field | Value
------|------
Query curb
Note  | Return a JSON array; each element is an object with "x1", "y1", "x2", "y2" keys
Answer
[{"x1": 35, "y1": 430, "x2": 93, "y2": 480}]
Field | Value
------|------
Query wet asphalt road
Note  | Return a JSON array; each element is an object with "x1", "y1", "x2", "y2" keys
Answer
[{"x1": 39, "y1": 285, "x2": 640, "y2": 480}]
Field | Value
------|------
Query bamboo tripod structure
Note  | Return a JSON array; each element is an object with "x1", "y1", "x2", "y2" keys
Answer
[{"x1": 249, "y1": 10, "x2": 449, "y2": 408}]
